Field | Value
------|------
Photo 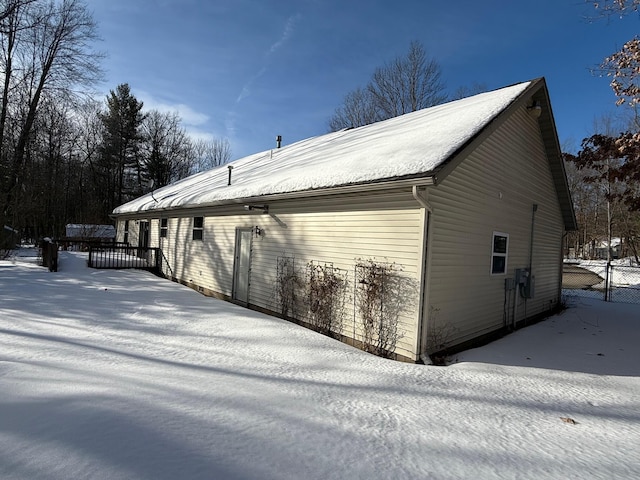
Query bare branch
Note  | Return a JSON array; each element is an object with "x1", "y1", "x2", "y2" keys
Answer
[
  {"x1": 328, "y1": 41, "x2": 447, "y2": 132},
  {"x1": 191, "y1": 137, "x2": 232, "y2": 173}
]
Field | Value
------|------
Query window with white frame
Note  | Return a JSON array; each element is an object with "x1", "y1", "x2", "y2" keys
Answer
[
  {"x1": 160, "y1": 218, "x2": 168, "y2": 238},
  {"x1": 491, "y1": 232, "x2": 509, "y2": 275},
  {"x1": 192, "y1": 216, "x2": 203, "y2": 240}
]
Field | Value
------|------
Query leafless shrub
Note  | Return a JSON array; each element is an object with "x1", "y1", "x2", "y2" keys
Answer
[
  {"x1": 307, "y1": 261, "x2": 347, "y2": 337},
  {"x1": 427, "y1": 306, "x2": 458, "y2": 366},
  {"x1": 275, "y1": 255, "x2": 303, "y2": 318},
  {"x1": 354, "y1": 258, "x2": 405, "y2": 358}
]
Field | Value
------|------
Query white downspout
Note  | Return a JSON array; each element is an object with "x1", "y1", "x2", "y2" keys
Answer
[
  {"x1": 412, "y1": 186, "x2": 433, "y2": 363},
  {"x1": 412, "y1": 185, "x2": 432, "y2": 212}
]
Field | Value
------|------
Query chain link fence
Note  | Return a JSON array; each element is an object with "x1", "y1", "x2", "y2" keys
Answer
[
  {"x1": 607, "y1": 264, "x2": 640, "y2": 304},
  {"x1": 562, "y1": 261, "x2": 640, "y2": 304}
]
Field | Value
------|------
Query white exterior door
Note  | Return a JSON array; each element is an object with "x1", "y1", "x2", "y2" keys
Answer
[{"x1": 233, "y1": 228, "x2": 252, "y2": 304}]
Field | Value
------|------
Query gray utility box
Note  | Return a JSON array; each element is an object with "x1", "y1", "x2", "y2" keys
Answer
[{"x1": 515, "y1": 268, "x2": 535, "y2": 299}]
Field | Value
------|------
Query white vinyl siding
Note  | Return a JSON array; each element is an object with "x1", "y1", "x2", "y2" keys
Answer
[
  {"x1": 117, "y1": 219, "x2": 140, "y2": 247},
  {"x1": 160, "y1": 218, "x2": 168, "y2": 238},
  {"x1": 153, "y1": 192, "x2": 425, "y2": 360},
  {"x1": 425, "y1": 105, "x2": 564, "y2": 350}
]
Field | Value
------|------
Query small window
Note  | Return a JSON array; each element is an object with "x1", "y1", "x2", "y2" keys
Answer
[
  {"x1": 160, "y1": 218, "x2": 168, "y2": 238},
  {"x1": 124, "y1": 220, "x2": 129, "y2": 244},
  {"x1": 192, "y1": 216, "x2": 203, "y2": 241},
  {"x1": 491, "y1": 232, "x2": 509, "y2": 275}
]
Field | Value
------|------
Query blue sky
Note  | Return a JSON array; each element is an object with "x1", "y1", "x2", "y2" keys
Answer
[{"x1": 90, "y1": 0, "x2": 640, "y2": 159}]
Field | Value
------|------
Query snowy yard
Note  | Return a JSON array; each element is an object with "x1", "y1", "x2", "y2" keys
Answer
[
  {"x1": 563, "y1": 258, "x2": 640, "y2": 304},
  {"x1": 1, "y1": 250, "x2": 639, "y2": 480},
  {"x1": 568, "y1": 258, "x2": 640, "y2": 286}
]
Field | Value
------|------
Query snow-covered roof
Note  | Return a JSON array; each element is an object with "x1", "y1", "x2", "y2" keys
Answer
[
  {"x1": 597, "y1": 237, "x2": 622, "y2": 249},
  {"x1": 114, "y1": 81, "x2": 532, "y2": 215}
]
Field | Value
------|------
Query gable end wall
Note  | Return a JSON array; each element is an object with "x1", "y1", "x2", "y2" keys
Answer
[{"x1": 426, "y1": 105, "x2": 565, "y2": 350}]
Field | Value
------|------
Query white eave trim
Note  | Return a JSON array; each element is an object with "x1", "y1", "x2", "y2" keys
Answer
[{"x1": 113, "y1": 176, "x2": 436, "y2": 217}]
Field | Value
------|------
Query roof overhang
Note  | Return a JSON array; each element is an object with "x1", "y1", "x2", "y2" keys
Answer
[{"x1": 111, "y1": 176, "x2": 436, "y2": 218}]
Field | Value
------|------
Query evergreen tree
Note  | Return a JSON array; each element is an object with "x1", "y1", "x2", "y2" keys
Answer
[{"x1": 97, "y1": 83, "x2": 145, "y2": 219}]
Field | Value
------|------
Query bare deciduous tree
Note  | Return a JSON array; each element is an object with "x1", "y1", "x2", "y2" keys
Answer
[
  {"x1": 142, "y1": 110, "x2": 193, "y2": 188},
  {"x1": 1, "y1": 0, "x2": 103, "y2": 228},
  {"x1": 328, "y1": 87, "x2": 379, "y2": 132},
  {"x1": 369, "y1": 41, "x2": 447, "y2": 119},
  {"x1": 328, "y1": 41, "x2": 447, "y2": 131},
  {"x1": 0, "y1": 0, "x2": 34, "y2": 158},
  {"x1": 191, "y1": 137, "x2": 231, "y2": 173},
  {"x1": 450, "y1": 82, "x2": 488, "y2": 101}
]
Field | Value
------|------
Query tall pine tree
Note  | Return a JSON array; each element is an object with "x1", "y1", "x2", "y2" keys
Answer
[{"x1": 96, "y1": 83, "x2": 145, "y2": 220}]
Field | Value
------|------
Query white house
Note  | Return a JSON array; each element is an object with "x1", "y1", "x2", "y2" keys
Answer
[{"x1": 112, "y1": 78, "x2": 576, "y2": 362}]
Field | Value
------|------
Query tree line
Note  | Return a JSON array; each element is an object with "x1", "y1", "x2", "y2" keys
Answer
[
  {"x1": 0, "y1": 7, "x2": 481, "y2": 245},
  {"x1": 564, "y1": 134, "x2": 640, "y2": 262},
  {"x1": 1, "y1": 0, "x2": 638, "y2": 260},
  {"x1": 0, "y1": 0, "x2": 230, "y2": 244}
]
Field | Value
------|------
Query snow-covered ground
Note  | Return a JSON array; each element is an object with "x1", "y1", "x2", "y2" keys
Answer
[
  {"x1": 570, "y1": 258, "x2": 640, "y2": 282},
  {"x1": 2, "y1": 250, "x2": 639, "y2": 480}
]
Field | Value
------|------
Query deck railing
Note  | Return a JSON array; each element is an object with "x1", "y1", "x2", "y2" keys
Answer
[{"x1": 88, "y1": 245, "x2": 161, "y2": 272}]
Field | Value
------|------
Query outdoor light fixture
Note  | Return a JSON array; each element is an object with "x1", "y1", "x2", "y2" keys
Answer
[
  {"x1": 253, "y1": 226, "x2": 263, "y2": 237},
  {"x1": 527, "y1": 100, "x2": 542, "y2": 118},
  {"x1": 243, "y1": 204, "x2": 269, "y2": 214}
]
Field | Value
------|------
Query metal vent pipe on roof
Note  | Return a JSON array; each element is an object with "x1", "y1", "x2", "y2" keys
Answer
[
  {"x1": 276, "y1": 135, "x2": 282, "y2": 148},
  {"x1": 227, "y1": 165, "x2": 233, "y2": 186}
]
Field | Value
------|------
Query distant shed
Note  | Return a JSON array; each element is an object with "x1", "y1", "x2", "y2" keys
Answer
[{"x1": 63, "y1": 224, "x2": 116, "y2": 250}]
